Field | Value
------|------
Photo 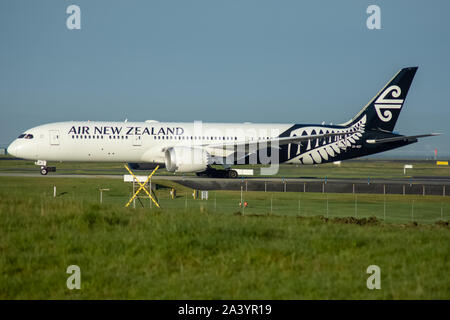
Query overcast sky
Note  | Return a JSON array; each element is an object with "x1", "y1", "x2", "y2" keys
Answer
[{"x1": 1, "y1": 0, "x2": 449, "y2": 158}]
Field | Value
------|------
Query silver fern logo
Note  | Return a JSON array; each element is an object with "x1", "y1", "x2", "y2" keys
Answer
[
  {"x1": 374, "y1": 85, "x2": 404, "y2": 122},
  {"x1": 287, "y1": 115, "x2": 366, "y2": 165}
]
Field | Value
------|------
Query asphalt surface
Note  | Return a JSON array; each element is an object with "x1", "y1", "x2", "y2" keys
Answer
[
  {"x1": 1, "y1": 172, "x2": 449, "y2": 196},
  {"x1": 1, "y1": 172, "x2": 450, "y2": 183}
]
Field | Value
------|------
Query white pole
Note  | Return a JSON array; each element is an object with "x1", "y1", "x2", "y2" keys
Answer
[
  {"x1": 355, "y1": 195, "x2": 357, "y2": 218},
  {"x1": 384, "y1": 197, "x2": 386, "y2": 221},
  {"x1": 240, "y1": 186, "x2": 243, "y2": 208},
  {"x1": 53, "y1": 186, "x2": 56, "y2": 198},
  {"x1": 133, "y1": 180, "x2": 136, "y2": 208},
  {"x1": 270, "y1": 194, "x2": 273, "y2": 215}
]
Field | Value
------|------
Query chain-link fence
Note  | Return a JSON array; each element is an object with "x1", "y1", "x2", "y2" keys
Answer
[{"x1": 137, "y1": 190, "x2": 449, "y2": 225}]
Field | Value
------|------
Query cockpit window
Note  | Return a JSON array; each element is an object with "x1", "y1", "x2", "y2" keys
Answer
[
  {"x1": 24, "y1": 134, "x2": 34, "y2": 139},
  {"x1": 18, "y1": 134, "x2": 26, "y2": 138}
]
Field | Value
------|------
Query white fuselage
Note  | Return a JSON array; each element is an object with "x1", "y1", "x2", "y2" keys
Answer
[{"x1": 7, "y1": 121, "x2": 294, "y2": 165}]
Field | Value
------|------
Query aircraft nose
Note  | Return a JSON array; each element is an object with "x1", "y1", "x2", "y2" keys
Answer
[{"x1": 7, "y1": 140, "x2": 18, "y2": 157}]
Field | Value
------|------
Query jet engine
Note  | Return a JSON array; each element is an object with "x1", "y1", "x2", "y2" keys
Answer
[{"x1": 164, "y1": 147, "x2": 211, "y2": 173}]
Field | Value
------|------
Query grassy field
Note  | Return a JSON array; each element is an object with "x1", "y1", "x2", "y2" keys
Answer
[
  {"x1": 1, "y1": 155, "x2": 450, "y2": 178},
  {"x1": 0, "y1": 176, "x2": 449, "y2": 299}
]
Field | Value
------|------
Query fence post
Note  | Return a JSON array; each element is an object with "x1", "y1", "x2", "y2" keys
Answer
[
  {"x1": 133, "y1": 180, "x2": 136, "y2": 208},
  {"x1": 355, "y1": 194, "x2": 357, "y2": 218},
  {"x1": 149, "y1": 181, "x2": 152, "y2": 208},
  {"x1": 383, "y1": 197, "x2": 386, "y2": 222}
]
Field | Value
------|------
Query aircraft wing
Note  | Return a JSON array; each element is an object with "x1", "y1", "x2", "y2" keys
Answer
[
  {"x1": 205, "y1": 131, "x2": 358, "y2": 153},
  {"x1": 366, "y1": 133, "x2": 441, "y2": 144}
]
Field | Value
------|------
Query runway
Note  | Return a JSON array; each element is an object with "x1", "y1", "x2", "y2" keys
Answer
[{"x1": 1, "y1": 172, "x2": 449, "y2": 196}]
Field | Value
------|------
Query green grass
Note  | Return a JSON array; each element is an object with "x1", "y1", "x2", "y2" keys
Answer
[
  {"x1": 0, "y1": 176, "x2": 449, "y2": 299},
  {"x1": 2, "y1": 156, "x2": 450, "y2": 178}
]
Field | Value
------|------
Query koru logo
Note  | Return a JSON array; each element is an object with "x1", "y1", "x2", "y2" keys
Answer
[{"x1": 374, "y1": 85, "x2": 404, "y2": 122}]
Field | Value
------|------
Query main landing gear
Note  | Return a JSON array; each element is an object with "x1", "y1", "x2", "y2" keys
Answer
[
  {"x1": 35, "y1": 160, "x2": 56, "y2": 175},
  {"x1": 196, "y1": 167, "x2": 238, "y2": 179}
]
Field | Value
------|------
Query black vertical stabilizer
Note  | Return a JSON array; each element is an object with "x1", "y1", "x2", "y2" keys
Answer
[{"x1": 343, "y1": 67, "x2": 418, "y2": 132}]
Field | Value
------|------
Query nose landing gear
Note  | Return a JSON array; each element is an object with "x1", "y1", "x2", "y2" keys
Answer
[
  {"x1": 35, "y1": 160, "x2": 56, "y2": 175},
  {"x1": 40, "y1": 166, "x2": 56, "y2": 175}
]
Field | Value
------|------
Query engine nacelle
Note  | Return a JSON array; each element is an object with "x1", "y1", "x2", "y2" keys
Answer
[{"x1": 164, "y1": 147, "x2": 211, "y2": 173}]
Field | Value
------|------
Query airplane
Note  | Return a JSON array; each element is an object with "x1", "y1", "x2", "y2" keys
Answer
[{"x1": 7, "y1": 66, "x2": 439, "y2": 178}]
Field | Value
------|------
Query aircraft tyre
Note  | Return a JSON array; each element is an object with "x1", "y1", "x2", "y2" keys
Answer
[
  {"x1": 196, "y1": 168, "x2": 238, "y2": 179},
  {"x1": 40, "y1": 167, "x2": 48, "y2": 175},
  {"x1": 227, "y1": 170, "x2": 238, "y2": 179}
]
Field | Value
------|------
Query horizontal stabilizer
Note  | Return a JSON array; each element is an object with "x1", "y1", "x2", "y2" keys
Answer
[{"x1": 366, "y1": 133, "x2": 441, "y2": 144}]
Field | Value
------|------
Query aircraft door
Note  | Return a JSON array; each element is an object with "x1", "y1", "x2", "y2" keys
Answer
[{"x1": 49, "y1": 130, "x2": 60, "y2": 145}]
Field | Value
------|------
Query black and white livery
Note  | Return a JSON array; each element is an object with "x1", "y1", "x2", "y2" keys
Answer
[{"x1": 7, "y1": 67, "x2": 438, "y2": 177}]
